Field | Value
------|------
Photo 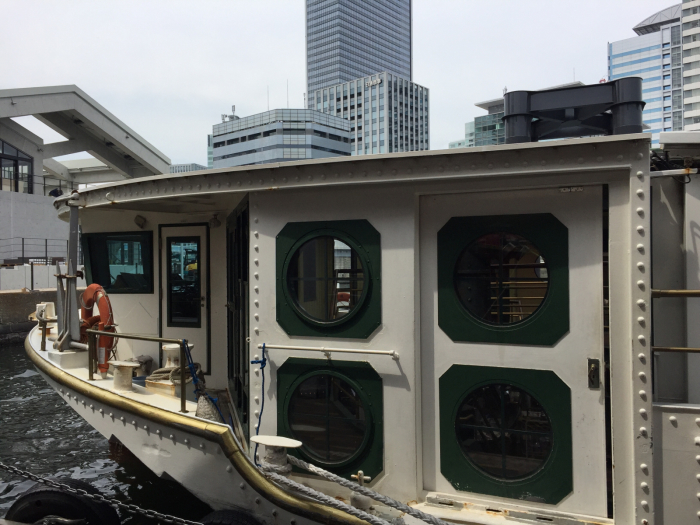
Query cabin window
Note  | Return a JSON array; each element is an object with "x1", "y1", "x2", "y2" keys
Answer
[
  {"x1": 454, "y1": 234, "x2": 548, "y2": 325},
  {"x1": 287, "y1": 237, "x2": 365, "y2": 323},
  {"x1": 276, "y1": 220, "x2": 381, "y2": 339},
  {"x1": 278, "y1": 358, "x2": 383, "y2": 478},
  {"x1": 440, "y1": 364, "x2": 572, "y2": 504},
  {"x1": 438, "y1": 214, "x2": 568, "y2": 345},
  {"x1": 81, "y1": 231, "x2": 153, "y2": 294},
  {"x1": 455, "y1": 383, "x2": 552, "y2": 479},
  {"x1": 166, "y1": 237, "x2": 201, "y2": 327}
]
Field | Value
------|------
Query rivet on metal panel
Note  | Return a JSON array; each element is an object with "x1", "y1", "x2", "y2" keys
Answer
[
  {"x1": 637, "y1": 317, "x2": 645, "y2": 326},
  {"x1": 637, "y1": 207, "x2": 645, "y2": 217},
  {"x1": 199, "y1": 443, "x2": 204, "y2": 449},
  {"x1": 696, "y1": 455, "x2": 700, "y2": 461},
  {"x1": 109, "y1": 413, "x2": 113, "y2": 418},
  {"x1": 637, "y1": 225, "x2": 645, "y2": 235},
  {"x1": 254, "y1": 272, "x2": 259, "y2": 279},
  {"x1": 637, "y1": 262, "x2": 645, "y2": 272},
  {"x1": 637, "y1": 153, "x2": 644, "y2": 160},
  {"x1": 637, "y1": 170, "x2": 644, "y2": 179},
  {"x1": 99, "y1": 409, "x2": 103, "y2": 414},
  {"x1": 237, "y1": 181, "x2": 242, "y2": 186},
  {"x1": 641, "y1": 463, "x2": 648, "y2": 472},
  {"x1": 641, "y1": 500, "x2": 648, "y2": 508},
  {"x1": 639, "y1": 408, "x2": 647, "y2": 417},
  {"x1": 639, "y1": 372, "x2": 647, "y2": 381},
  {"x1": 638, "y1": 280, "x2": 645, "y2": 290},
  {"x1": 320, "y1": 174, "x2": 326, "y2": 180},
  {"x1": 254, "y1": 314, "x2": 259, "y2": 321},
  {"x1": 578, "y1": 157, "x2": 584, "y2": 164},
  {"x1": 132, "y1": 421, "x2": 136, "y2": 426},
  {"x1": 641, "y1": 481, "x2": 648, "y2": 489},
  {"x1": 486, "y1": 165, "x2": 491, "y2": 170},
  {"x1": 472, "y1": 165, "x2": 477, "y2": 169},
  {"x1": 254, "y1": 300, "x2": 259, "y2": 307},
  {"x1": 696, "y1": 417, "x2": 700, "y2": 425},
  {"x1": 120, "y1": 416, "x2": 124, "y2": 421},
  {"x1": 308, "y1": 176, "x2": 313, "y2": 181},
  {"x1": 254, "y1": 218, "x2": 259, "y2": 223},
  {"x1": 669, "y1": 416, "x2": 678, "y2": 426},
  {"x1": 541, "y1": 160, "x2": 547, "y2": 166},
  {"x1": 227, "y1": 465, "x2": 233, "y2": 473},
  {"x1": 254, "y1": 259, "x2": 259, "y2": 266},
  {"x1": 637, "y1": 244, "x2": 645, "y2": 253},
  {"x1": 377, "y1": 170, "x2": 382, "y2": 176},
  {"x1": 156, "y1": 430, "x2": 160, "y2": 435},
  {"x1": 272, "y1": 510, "x2": 278, "y2": 517},
  {"x1": 504, "y1": 163, "x2": 510, "y2": 168},
  {"x1": 636, "y1": 189, "x2": 645, "y2": 199},
  {"x1": 255, "y1": 498, "x2": 261, "y2": 504},
  {"x1": 638, "y1": 353, "x2": 646, "y2": 363},
  {"x1": 696, "y1": 473, "x2": 700, "y2": 480},
  {"x1": 169, "y1": 434, "x2": 174, "y2": 439},
  {"x1": 184, "y1": 439, "x2": 189, "y2": 444},
  {"x1": 253, "y1": 231, "x2": 259, "y2": 238},
  {"x1": 240, "y1": 483, "x2": 245, "y2": 489},
  {"x1": 254, "y1": 245, "x2": 259, "y2": 252},
  {"x1": 637, "y1": 299, "x2": 647, "y2": 309},
  {"x1": 392, "y1": 170, "x2": 397, "y2": 175},
  {"x1": 640, "y1": 427, "x2": 648, "y2": 436},
  {"x1": 144, "y1": 425, "x2": 148, "y2": 430},
  {"x1": 597, "y1": 157, "x2": 603, "y2": 162},
  {"x1": 282, "y1": 177, "x2": 287, "y2": 183}
]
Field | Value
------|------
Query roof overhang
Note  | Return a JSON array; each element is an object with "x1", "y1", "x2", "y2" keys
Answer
[{"x1": 0, "y1": 85, "x2": 170, "y2": 180}]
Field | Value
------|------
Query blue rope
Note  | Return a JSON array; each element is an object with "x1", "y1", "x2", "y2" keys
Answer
[
  {"x1": 182, "y1": 339, "x2": 227, "y2": 425},
  {"x1": 250, "y1": 343, "x2": 267, "y2": 466}
]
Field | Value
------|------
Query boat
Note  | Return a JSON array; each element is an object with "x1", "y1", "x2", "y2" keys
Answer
[{"x1": 20, "y1": 81, "x2": 700, "y2": 525}]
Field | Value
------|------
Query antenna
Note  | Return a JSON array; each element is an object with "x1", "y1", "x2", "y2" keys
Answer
[{"x1": 221, "y1": 114, "x2": 227, "y2": 123}]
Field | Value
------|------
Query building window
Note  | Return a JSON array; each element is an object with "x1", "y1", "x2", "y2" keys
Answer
[
  {"x1": 278, "y1": 358, "x2": 383, "y2": 478},
  {"x1": 82, "y1": 231, "x2": 154, "y2": 294},
  {"x1": 1, "y1": 141, "x2": 33, "y2": 194},
  {"x1": 276, "y1": 220, "x2": 381, "y2": 338}
]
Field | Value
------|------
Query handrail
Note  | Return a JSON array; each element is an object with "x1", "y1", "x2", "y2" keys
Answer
[
  {"x1": 652, "y1": 289, "x2": 700, "y2": 298},
  {"x1": 652, "y1": 346, "x2": 700, "y2": 353},
  {"x1": 258, "y1": 343, "x2": 399, "y2": 360},
  {"x1": 86, "y1": 329, "x2": 189, "y2": 413}
]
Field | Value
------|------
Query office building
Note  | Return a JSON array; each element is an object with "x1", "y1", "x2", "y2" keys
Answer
[
  {"x1": 170, "y1": 163, "x2": 207, "y2": 174},
  {"x1": 306, "y1": 0, "x2": 412, "y2": 95},
  {"x1": 449, "y1": 83, "x2": 582, "y2": 149},
  {"x1": 682, "y1": 1, "x2": 700, "y2": 131},
  {"x1": 207, "y1": 135, "x2": 214, "y2": 169},
  {"x1": 608, "y1": 5, "x2": 682, "y2": 146},
  {"x1": 312, "y1": 72, "x2": 429, "y2": 155},
  {"x1": 211, "y1": 109, "x2": 351, "y2": 169}
]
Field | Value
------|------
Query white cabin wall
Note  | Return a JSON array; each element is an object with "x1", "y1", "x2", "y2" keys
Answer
[
  {"x1": 250, "y1": 185, "x2": 419, "y2": 502},
  {"x1": 685, "y1": 178, "x2": 700, "y2": 402},
  {"x1": 79, "y1": 207, "x2": 229, "y2": 390}
]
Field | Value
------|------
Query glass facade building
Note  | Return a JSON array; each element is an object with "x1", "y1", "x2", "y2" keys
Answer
[
  {"x1": 306, "y1": 0, "x2": 412, "y2": 96},
  {"x1": 170, "y1": 163, "x2": 207, "y2": 174},
  {"x1": 608, "y1": 5, "x2": 682, "y2": 146},
  {"x1": 682, "y1": 0, "x2": 700, "y2": 131},
  {"x1": 449, "y1": 100, "x2": 505, "y2": 149},
  {"x1": 311, "y1": 72, "x2": 428, "y2": 155},
  {"x1": 1, "y1": 140, "x2": 33, "y2": 194},
  {"x1": 211, "y1": 109, "x2": 351, "y2": 168}
]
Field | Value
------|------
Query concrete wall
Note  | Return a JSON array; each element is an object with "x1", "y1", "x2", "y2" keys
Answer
[
  {"x1": 0, "y1": 263, "x2": 86, "y2": 291},
  {"x1": 0, "y1": 288, "x2": 57, "y2": 342},
  {"x1": 0, "y1": 190, "x2": 68, "y2": 259}
]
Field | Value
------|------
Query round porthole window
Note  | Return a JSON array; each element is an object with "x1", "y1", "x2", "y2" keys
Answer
[
  {"x1": 287, "y1": 373, "x2": 369, "y2": 465},
  {"x1": 454, "y1": 233, "x2": 548, "y2": 325},
  {"x1": 286, "y1": 236, "x2": 366, "y2": 324},
  {"x1": 455, "y1": 383, "x2": 553, "y2": 480}
]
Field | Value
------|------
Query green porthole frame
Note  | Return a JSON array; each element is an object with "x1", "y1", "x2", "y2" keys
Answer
[
  {"x1": 438, "y1": 213, "x2": 569, "y2": 346},
  {"x1": 276, "y1": 220, "x2": 381, "y2": 339},
  {"x1": 277, "y1": 358, "x2": 384, "y2": 479},
  {"x1": 439, "y1": 364, "x2": 572, "y2": 504}
]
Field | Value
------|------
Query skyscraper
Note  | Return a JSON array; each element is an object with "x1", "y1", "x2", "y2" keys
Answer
[
  {"x1": 306, "y1": 0, "x2": 412, "y2": 98},
  {"x1": 681, "y1": 2, "x2": 700, "y2": 131},
  {"x1": 608, "y1": 5, "x2": 682, "y2": 146}
]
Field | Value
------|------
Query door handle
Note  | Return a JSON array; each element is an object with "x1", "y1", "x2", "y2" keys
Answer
[{"x1": 588, "y1": 358, "x2": 600, "y2": 389}]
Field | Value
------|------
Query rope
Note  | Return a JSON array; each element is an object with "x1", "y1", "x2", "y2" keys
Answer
[
  {"x1": 146, "y1": 367, "x2": 175, "y2": 382},
  {"x1": 286, "y1": 456, "x2": 451, "y2": 525},
  {"x1": 250, "y1": 343, "x2": 267, "y2": 466},
  {"x1": 259, "y1": 466, "x2": 391, "y2": 525},
  {"x1": 182, "y1": 340, "x2": 228, "y2": 425}
]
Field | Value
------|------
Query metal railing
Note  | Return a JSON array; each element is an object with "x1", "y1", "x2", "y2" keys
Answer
[
  {"x1": 0, "y1": 236, "x2": 82, "y2": 265},
  {"x1": 85, "y1": 329, "x2": 191, "y2": 413},
  {"x1": 0, "y1": 174, "x2": 76, "y2": 197}
]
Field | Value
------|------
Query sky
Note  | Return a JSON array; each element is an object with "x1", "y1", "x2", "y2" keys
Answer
[{"x1": 2, "y1": 0, "x2": 670, "y2": 166}]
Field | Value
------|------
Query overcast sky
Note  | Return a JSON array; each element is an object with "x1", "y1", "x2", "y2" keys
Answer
[{"x1": 3, "y1": 0, "x2": 668, "y2": 165}]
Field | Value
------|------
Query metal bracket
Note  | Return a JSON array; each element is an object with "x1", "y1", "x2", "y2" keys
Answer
[{"x1": 588, "y1": 358, "x2": 600, "y2": 389}]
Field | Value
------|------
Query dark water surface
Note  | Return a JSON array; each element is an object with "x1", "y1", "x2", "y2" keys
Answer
[{"x1": 0, "y1": 340, "x2": 212, "y2": 523}]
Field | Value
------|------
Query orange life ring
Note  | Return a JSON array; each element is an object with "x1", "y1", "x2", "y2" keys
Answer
[{"x1": 79, "y1": 283, "x2": 116, "y2": 374}]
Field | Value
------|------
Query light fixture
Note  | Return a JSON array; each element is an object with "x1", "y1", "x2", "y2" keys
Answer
[{"x1": 134, "y1": 215, "x2": 147, "y2": 229}]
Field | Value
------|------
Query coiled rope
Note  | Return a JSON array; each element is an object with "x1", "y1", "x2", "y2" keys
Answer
[{"x1": 285, "y1": 456, "x2": 451, "y2": 525}]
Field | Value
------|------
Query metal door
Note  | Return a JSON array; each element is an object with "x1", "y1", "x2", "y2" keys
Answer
[
  {"x1": 419, "y1": 187, "x2": 607, "y2": 517},
  {"x1": 161, "y1": 225, "x2": 209, "y2": 372}
]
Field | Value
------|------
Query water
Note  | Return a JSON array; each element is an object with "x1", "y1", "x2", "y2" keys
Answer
[{"x1": 0, "y1": 340, "x2": 212, "y2": 523}]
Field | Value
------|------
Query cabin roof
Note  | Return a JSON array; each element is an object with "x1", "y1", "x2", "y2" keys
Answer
[{"x1": 58, "y1": 133, "x2": 650, "y2": 216}]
